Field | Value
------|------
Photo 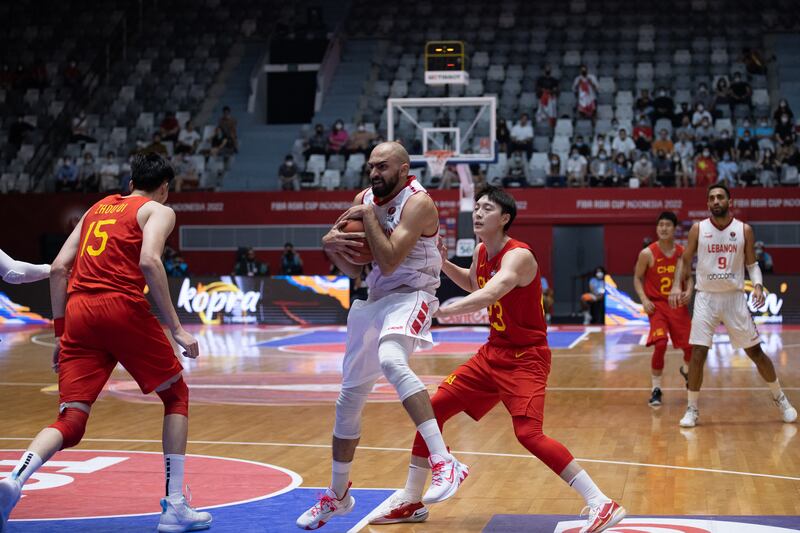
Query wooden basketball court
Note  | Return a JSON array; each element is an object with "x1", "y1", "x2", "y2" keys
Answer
[{"x1": 1, "y1": 323, "x2": 798, "y2": 531}]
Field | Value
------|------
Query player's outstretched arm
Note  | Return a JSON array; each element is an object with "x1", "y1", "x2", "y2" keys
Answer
[
  {"x1": 670, "y1": 222, "x2": 698, "y2": 308},
  {"x1": 437, "y1": 248, "x2": 534, "y2": 317},
  {"x1": 438, "y1": 236, "x2": 479, "y2": 293},
  {"x1": 138, "y1": 203, "x2": 198, "y2": 358},
  {"x1": 0, "y1": 248, "x2": 50, "y2": 284},
  {"x1": 633, "y1": 247, "x2": 655, "y2": 314}
]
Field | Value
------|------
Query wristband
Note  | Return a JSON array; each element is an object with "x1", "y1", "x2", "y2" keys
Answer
[{"x1": 54, "y1": 317, "x2": 65, "y2": 337}]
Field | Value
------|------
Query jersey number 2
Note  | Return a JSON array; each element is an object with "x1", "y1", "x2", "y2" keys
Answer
[{"x1": 80, "y1": 219, "x2": 117, "y2": 257}]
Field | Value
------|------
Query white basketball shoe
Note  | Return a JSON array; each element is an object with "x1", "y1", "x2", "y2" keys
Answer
[
  {"x1": 0, "y1": 477, "x2": 22, "y2": 533},
  {"x1": 157, "y1": 495, "x2": 212, "y2": 532},
  {"x1": 368, "y1": 489, "x2": 428, "y2": 524},
  {"x1": 679, "y1": 406, "x2": 699, "y2": 428},
  {"x1": 421, "y1": 454, "x2": 469, "y2": 504},
  {"x1": 775, "y1": 393, "x2": 798, "y2": 423},
  {"x1": 296, "y1": 482, "x2": 355, "y2": 530}
]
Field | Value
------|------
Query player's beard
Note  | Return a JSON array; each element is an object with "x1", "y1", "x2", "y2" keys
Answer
[
  {"x1": 371, "y1": 171, "x2": 399, "y2": 197},
  {"x1": 710, "y1": 204, "x2": 728, "y2": 217}
]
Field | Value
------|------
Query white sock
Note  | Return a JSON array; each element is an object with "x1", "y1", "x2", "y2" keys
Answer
[
  {"x1": 767, "y1": 380, "x2": 783, "y2": 400},
  {"x1": 403, "y1": 463, "x2": 429, "y2": 502},
  {"x1": 417, "y1": 419, "x2": 450, "y2": 459},
  {"x1": 331, "y1": 460, "x2": 352, "y2": 499},
  {"x1": 568, "y1": 470, "x2": 608, "y2": 508},
  {"x1": 164, "y1": 454, "x2": 185, "y2": 502},
  {"x1": 11, "y1": 451, "x2": 42, "y2": 485},
  {"x1": 651, "y1": 375, "x2": 662, "y2": 390},
  {"x1": 688, "y1": 390, "x2": 700, "y2": 409}
]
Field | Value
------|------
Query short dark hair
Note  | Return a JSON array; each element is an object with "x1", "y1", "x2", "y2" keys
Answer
[
  {"x1": 130, "y1": 152, "x2": 174, "y2": 192},
  {"x1": 707, "y1": 181, "x2": 731, "y2": 199},
  {"x1": 657, "y1": 211, "x2": 678, "y2": 226},
  {"x1": 474, "y1": 185, "x2": 517, "y2": 232}
]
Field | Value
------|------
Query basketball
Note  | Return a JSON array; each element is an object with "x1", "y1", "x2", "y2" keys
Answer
[{"x1": 340, "y1": 219, "x2": 373, "y2": 264}]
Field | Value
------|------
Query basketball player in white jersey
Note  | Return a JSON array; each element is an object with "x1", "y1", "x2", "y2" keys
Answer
[
  {"x1": 670, "y1": 182, "x2": 797, "y2": 428},
  {"x1": 0, "y1": 248, "x2": 49, "y2": 284},
  {"x1": 296, "y1": 142, "x2": 467, "y2": 530}
]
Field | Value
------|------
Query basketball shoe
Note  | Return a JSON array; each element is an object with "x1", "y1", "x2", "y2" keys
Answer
[
  {"x1": 296, "y1": 482, "x2": 355, "y2": 530},
  {"x1": 775, "y1": 393, "x2": 798, "y2": 423},
  {"x1": 421, "y1": 454, "x2": 469, "y2": 504},
  {"x1": 0, "y1": 477, "x2": 21, "y2": 533},
  {"x1": 679, "y1": 406, "x2": 699, "y2": 427},
  {"x1": 648, "y1": 387, "x2": 662, "y2": 407},
  {"x1": 368, "y1": 489, "x2": 428, "y2": 524},
  {"x1": 157, "y1": 495, "x2": 212, "y2": 532},
  {"x1": 579, "y1": 499, "x2": 626, "y2": 532}
]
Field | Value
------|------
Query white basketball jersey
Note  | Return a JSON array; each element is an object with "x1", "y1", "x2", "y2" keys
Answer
[
  {"x1": 362, "y1": 177, "x2": 441, "y2": 300},
  {"x1": 695, "y1": 218, "x2": 746, "y2": 292}
]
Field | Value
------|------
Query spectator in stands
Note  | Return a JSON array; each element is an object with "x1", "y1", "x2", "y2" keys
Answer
[
  {"x1": 233, "y1": 247, "x2": 269, "y2": 276},
  {"x1": 439, "y1": 164, "x2": 460, "y2": 189},
  {"x1": 717, "y1": 151, "x2": 738, "y2": 187},
  {"x1": 159, "y1": 111, "x2": 180, "y2": 143},
  {"x1": 713, "y1": 130, "x2": 735, "y2": 159},
  {"x1": 591, "y1": 133, "x2": 608, "y2": 157},
  {"x1": 166, "y1": 254, "x2": 190, "y2": 278},
  {"x1": 737, "y1": 130, "x2": 758, "y2": 160},
  {"x1": 693, "y1": 83, "x2": 713, "y2": 111},
  {"x1": 653, "y1": 149, "x2": 675, "y2": 187},
  {"x1": 581, "y1": 266, "x2": 606, "y2": 325},
  {"x1": 8, "y1": 116, "x2": 34, "y2": 151},
  {"x1": 143, "y1": 132, "x2": 168, "y2": 157},
  {"x1": 535, "y1": 64, "x2": 559, "y2": 126},
  {"x1": 712, "y1": 77, "x2": 732, "y2": 117},
  {"x1": 694, "y1": 148, "x2": 718, "y2": 187},
  {"x1": 77, "y1": 152, "x2": 98, "y2": 192},
  {"x1": 496, "y1": 119, "x2": 510, "y2": 154},
  {"x1": 281, "y1": 242, "x2": 303, "y2": 275},
  {"x1": 694, "y1": 117, "x2": 715, "y2": 141},
  {"x1": 634, "y1": 89, "x2": 654, "y2": 122},
  {"x1": 172, "y1": 153, "x2": 199, "y2": 192},
  {"x1": 70, "y1": 111, "x2": 95, "y2": 144},
  {"x1": 566, "y1": 147, "x2": 588, "y2": 187},
  {"x1": 63, "y1": 60, "x2": 80, "y2": 87},
  {"x1": 573, "y1": 65, "x2": 599, "y2": 120},
  {"x1": 510, "y1": 113, "x2": 534, "y2": 158},
  {"x1": 754, "y1": 241, "x2": 774, "y2": 273},
  {"x1": 674, "y1": 131, "x2": 695, "y2": 166},
  {"x1": 632, "y1": 153, "x2": 654, "y2": 186},
  {"x1": 218, "y1": 106, "x2": 239, "y2": 151},
  {"x1": 574, "y1": 135, "x2": 591, "y2": 158},
  {"x1": 653, "y1": 87, "x2": 675, "y2": 124},
  {"x1": 673, "y1": 152, "x2": 690, "y2": 187},
  {"x1": 176, "y1": 120, "x2": 201, "y2": 154},
  {"x1": 634, "y1": 128, "x2": 652, "y2": 155},
  {"x1": 633, "y1": 114, "x2": 653, "y2": 141},
  {"x1": 652, "y1": 129, "x2": 674, "y2": 155},
  {"x1": 612, "y1": 152, "x2": 631, "y2": 185},
  {"x1": 729, "y1": 72, "x2": 752, "y2": 115},
  {"x1": 611, "y1": 128, "x2": 636, "y2": 159},
  {"x1": 738, "y1": 150, "x2": 758, "y2": 186},
  {"x1": 55, "y1": 156, "x2": 78, "y2": 192},
  {"x1": 773, "y1": 99, "x2": 794, "y2": 123},
  {"x1": 278, "y1": 154, "x2": 300, "y2": 191},
  {"x1": 99, "y1": 152, "x2": 120, "y2": 192},
  {"x1": 535, "y1": 64, "x2": 559, "y2": 97},
  {"x1": 736, "y1": 118, "x2": 753, "y2": 138},
  {"x1": 779, "y1": 142, "x2": 800, "y2": 170},
  {"x1": 306, "y1": 124, "x2": 327, "y2": 156},
  {"x1": 674, "y1": 102, "x2": 692, "y2": 127},
  {"x1": 346, "y1": 122, "x2": 377, "y2": 156},
  {"x1": 675, "y1": 115, "x2": 695, "y2": 140},
  {"x1": 692, "y1": 103, "x2": 712, "y2": 127},
  {"x1": 775, "y1": 112, "x2": 796, "y2": 152},
  {"x1": 758, "y1": 148, "x2": 778, "y2": 186},
  {"x1": 546, "y1": 153, "x2": 565, "y2": 187},
  {"x1": 589, "y1": 149, "x2": 613, "y2": 187},
  {"x1": 327, "y1": 120, "x2": 349, "y2": 154},
  {"x1": 208, "y1": 127, "x2": 232, "y2": 157},
  {"x1": 503, "y1": 151, "x2": 529, "y2": 187}
]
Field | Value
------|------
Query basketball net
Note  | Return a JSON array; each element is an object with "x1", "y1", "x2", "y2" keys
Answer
[{"x1": 424, "y1": 149, "x2": 454, "y2": 178}]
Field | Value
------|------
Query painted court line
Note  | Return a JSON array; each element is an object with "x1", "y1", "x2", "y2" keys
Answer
[{"x1": 1, "y1": 437, "x2": 798, "y2": 482}]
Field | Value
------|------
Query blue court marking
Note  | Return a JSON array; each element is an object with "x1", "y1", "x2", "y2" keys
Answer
[
  {"x1": 484, "y1": 514, "x2": 800, "y2": 532},
  {"x1": 257, "y1": 329, "x2": 584, "y2": 349},
  {"x1": 10, "y1": 487, "x2": 393, "y2": 533}
]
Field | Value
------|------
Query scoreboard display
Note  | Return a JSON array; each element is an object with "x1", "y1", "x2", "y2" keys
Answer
[{"x1": 424, "y1": 40, "x2": 469, "y2": 85}]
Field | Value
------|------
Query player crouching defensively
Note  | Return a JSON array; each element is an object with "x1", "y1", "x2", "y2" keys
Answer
[
  {"x1": 368, "y1": 186, "x2": 626, "y2": 533},
  {"x1": 0, "y1": 153, "x2": 211, "y2": 533}
]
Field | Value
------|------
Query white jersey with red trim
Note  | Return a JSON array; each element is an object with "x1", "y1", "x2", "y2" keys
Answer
[
  {"x1": 362, "y1": 177, "x2": 441, "y2": 300},
  {"x1": 695, "y1": 217, "x2": 746, "y2": 292}
]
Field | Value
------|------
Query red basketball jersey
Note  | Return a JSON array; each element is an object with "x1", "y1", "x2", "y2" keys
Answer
[
  {"x1": 476, "y1": 238, "x2": 548, "y2": 348},
  {"x1": 644, "y1": 242, "x2": 684, "y2": 302},
  {"x1": 68, "y1": 194, "x2": 152, "y2": 300}
]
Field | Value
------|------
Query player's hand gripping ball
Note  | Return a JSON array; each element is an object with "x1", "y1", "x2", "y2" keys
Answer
[{"x1": 340, "y1": 219, "x2": 373, "y2": 265}]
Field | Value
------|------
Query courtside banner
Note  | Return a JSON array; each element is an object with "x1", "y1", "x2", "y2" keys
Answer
[{"x1": 149, "y1": 275, "x2": 350, "y2": 325}]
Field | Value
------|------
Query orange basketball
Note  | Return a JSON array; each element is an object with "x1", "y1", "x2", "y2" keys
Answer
[{"x1": 341, "y1": 219, "x2": 373, "y2": 264}]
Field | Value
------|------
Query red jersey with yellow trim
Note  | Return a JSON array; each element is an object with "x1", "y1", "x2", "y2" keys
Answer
[
  {"x1": 68, "y1": 194, "x2": 152, "y2": 300},
  {"x1": 476, "y1": 238, "x2": 548, "y2": 348},
  {"x1": 643, "y1": 242, "x2": 684, "y2": 302}
]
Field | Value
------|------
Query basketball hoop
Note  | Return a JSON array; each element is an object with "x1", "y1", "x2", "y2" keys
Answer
[{"x1": 424, "y1": 150, "x2": 454, "y2": 178}]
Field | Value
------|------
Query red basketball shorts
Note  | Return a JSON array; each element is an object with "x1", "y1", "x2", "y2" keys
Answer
[
  {"x1": 646, "y1": 299, "x2": 691, "y2": 349},
  {"x1": 437, "y1": 342, "x2": 551, "y2": 422},
  {"x1": 57, "y1": 292, "x2": 183, "y2": 404}
]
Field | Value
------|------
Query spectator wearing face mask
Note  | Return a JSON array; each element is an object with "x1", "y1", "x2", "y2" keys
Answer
[
  {"x1": 546, "y1": 153, "x2": 565, "y2": 187},
  {"x1": 634, "y1": 128, "x2": 652, "y2": 155},
  {"x1": 737, "y1": 130, "x2": 758, "y2": 159},
  {"x1": 652, "y1": 87, "x2": 675, "y2": 124},
  {"x1": 712, "y1": 77, "x2": 732, "y2": 117},
  {"x1": 55, "y1": 156, "x2": 79, "y2": 192},
  {"x1": 612, "y1": 128, "x2": 636, "y2": 159},
  {"x1": 581, "y1": 267, "x2": 606, "y2": 325},
  {"x1": 713, "y1": 130, "x2": 735, "y2": 159},
  {"x1": 692, "y1": 103, "x2": 713, "y2": 127},
  {"x1": 693, "y1": 83, "x2": 713, "y2": 112},
  {"x1": 566, "y1": 148, "x2": 588, "y2": 187},
  {"x1": 632, "y1": 153, "x2": 654, "y2": 187},
  {"x1": 635, "y1": 89, "x2": 654, "y2": 122},
  {"x1": 729, "y1": 72, "x2": 752, "y2": 116},
  {"x1": 694, "y1": 117, "x2": 716, "y2": 142},
  {"x1": 503, "y1": 151, "x2": 530, "y2": 188},
  {"x1": 694, "y1": 148, "x2": 717, "y2": 187},
  {"x1": 573, "y1": 135, "x2": 591, "y2": 157},
  {"x1": 675, "y1": 115, "x2": 695, "y2": 141},
  {"x1": 327, "y1": 120, "x2": 349, "y2": 154},
  {"x1": 535, "y1": 64, "x2": 559, "y2": 127},
  {"x1": 653, "y1": 149, "x2": 675, "y2": 187},
  {"x1": 278, "y1": 154, "x2": 300, "y2": 191},
  {"x1": 305, "y1": 124, "x2": 327, "y2": 157},
  {"x1": 758, "y1": 148, "x2": 778, "y2": 187},
  {"x1": 589, "y1": 149, "x2": 612, "y2": 187},
  {"x1": 346, "y1": 122, "x2": 377, "y2": 156},
  {"x1": 738, "y1": 150, "x2": 757, "y2": 186},
  {"x1": 651, "y1": 129, "x2": 674, "y2": 156},
  {"x1": 591, "y1": 134, "x2": 608, "y2": 157},
  {"x1": 510, "y1": 113, "x2": 534, "y2": 158},
  {"x1": 673, "y1": 152, "x2": 690, "y2": 187},
  {"x1": 612, "y1": 152, "x2": 631, "y2": 185},
  {"x1": 773, "y1": 99, "x2": 794, "y2": 124},
  {"x1": 717, "y1": 150, "x2": 738, "y2": 187},
  {"x1": 572, "y1": 64, "x2": 599, "y2": 120}
]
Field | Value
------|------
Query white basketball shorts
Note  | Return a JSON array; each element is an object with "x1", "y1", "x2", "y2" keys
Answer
[
  {"x1": 341, "y1": 291, "x2": 438, "y2": 388},
  {"x1": 689, "y1": 290, "x2": 761, "y2": 350}
]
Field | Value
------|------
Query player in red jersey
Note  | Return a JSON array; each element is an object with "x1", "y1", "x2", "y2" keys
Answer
[
  {"x1": 369, "y1": 186, "x2": 626, "y2": 533},
  {"x1": 0, "y1": 153, "x2": 212, "y2": 533},
  {"x1": 633, "y1": 211, "x2": 693, "y2": 407}
]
